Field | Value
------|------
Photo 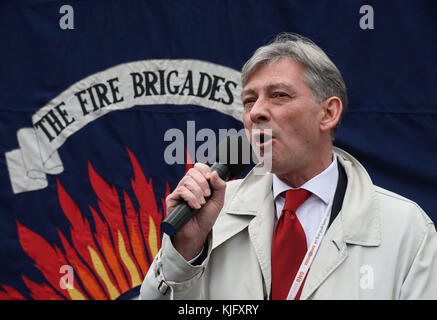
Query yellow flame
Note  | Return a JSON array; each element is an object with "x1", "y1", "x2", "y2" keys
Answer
[
  {"x1": 88, "y1": 246, "x2": 120, "y2": 299},
  {"x1": 60, "y1": 278, "x2": 86, "y2": 300},
  {"x1": 148, "y1": 216, "x2": 159, "y2": 259},
  {"x1": 117, "y1": 230, "x2": 141, "y2": 287}
]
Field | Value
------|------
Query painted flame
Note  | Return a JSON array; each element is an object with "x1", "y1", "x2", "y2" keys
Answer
[{"x1": 0, "y1": 148, "x2": 192, "y2": 300}]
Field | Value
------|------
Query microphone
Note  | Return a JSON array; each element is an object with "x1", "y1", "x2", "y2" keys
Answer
[{"x1": 161, "y1": 135, "x2": 252, "y2": 236}]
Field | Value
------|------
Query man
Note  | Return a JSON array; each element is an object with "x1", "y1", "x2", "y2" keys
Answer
[{"x1": 140, "y1": 33, "x2": 437, "y2": 299}]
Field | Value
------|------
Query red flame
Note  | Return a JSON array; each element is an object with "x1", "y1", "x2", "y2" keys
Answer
[{"x1": 0, "y1": 148, "x2": 192, "y2": 300}]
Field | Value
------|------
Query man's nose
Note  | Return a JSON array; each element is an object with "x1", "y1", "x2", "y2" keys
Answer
[{"x1": 250, "y1": 98, "x2": 270, "y2": 123}]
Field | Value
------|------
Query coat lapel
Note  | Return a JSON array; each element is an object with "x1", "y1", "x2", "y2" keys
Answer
[
  {"x1": 247, "y1": 189, "x2": 275, "y2": 297},
  {"x1": 300, "y1": 216, "x2": 348, "y2": 299},
  {"x1": 212, "y1": 167, "x2": 274, "y2": 296},
  {"x1": 301, "y1": 148, "x2": 382, "y2": 299}
]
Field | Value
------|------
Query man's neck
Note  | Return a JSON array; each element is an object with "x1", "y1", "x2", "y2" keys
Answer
[{"x1": 275, "y1": 148, "x2": 334, "y2": 188}]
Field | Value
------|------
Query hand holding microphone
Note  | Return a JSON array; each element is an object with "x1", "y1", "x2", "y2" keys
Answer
[{"x1": 161, "y1": 135, "x2": 251, "y2": 260}]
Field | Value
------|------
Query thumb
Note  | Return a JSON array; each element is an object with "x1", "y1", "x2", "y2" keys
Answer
[{"x1": 208, "y1": 171, "x2": 226, "y2": 201}]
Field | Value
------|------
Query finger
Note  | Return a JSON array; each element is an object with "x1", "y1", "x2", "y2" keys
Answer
[
  {"x1": 186, "y1": 168, "x2": 211, "y2": 197},
  {"x1": 165, "y1": 190, "x2": 182, "y2": 214},
  {"x1": 193, "y1": 162, "x2": 212, "y2": 177},
  {"x1": 174, "y1": 185, "x2": 202, "y2": 210},
  {"x1": 179, "y1": 176, "x2": 206, "y2": 205}
]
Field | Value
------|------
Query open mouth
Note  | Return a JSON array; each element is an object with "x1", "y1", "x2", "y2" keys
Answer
[{"x1": 253, "y1": 130, "x2": 273, "y2": 147}]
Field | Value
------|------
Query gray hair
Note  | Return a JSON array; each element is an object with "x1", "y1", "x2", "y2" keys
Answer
[{"x1": 241, "y1": 32, "x2": 348, "y2": 139}]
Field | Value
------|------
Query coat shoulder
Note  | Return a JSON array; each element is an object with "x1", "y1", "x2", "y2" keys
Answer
[{"x1": 374, "y1": 185, "x2": 433, "y2": 227}]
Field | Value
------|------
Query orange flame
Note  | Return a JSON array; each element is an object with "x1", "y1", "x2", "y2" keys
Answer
[{"x1": 0, "y1": 147, "x2": 192, "y2": 300}]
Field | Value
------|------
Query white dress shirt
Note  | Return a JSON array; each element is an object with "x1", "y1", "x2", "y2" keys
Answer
[{"x1": 272, "y1": 153, "x2": 339, "y2": 247}]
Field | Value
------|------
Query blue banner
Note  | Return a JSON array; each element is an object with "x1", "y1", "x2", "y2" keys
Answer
[{"x1": 0, "y1": 0, "x2": 435, "y2": 299}]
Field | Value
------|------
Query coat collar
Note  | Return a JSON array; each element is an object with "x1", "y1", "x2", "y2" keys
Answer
[{"x1": 333, "y1": 147, "x2": 381, "y2": 247}]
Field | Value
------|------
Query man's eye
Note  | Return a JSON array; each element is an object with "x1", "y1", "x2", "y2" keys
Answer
[
  {"x1": 273, "y1": 92, "x2": 289, "y2": 98},
  {"x1": 243, "y1": 98, "x2": 256, "y2": 107}
]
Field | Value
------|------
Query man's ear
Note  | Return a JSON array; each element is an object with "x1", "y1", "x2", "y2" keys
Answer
[{"x1": 319, "y1": 96, "x2": 343, "y2": 133}]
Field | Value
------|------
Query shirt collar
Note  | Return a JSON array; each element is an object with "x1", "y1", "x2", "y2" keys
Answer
[{"x1": 272, "y1": 153, "x2": 339, "y2": 204}]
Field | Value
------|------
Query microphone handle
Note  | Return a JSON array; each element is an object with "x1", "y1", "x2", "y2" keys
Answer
[{"x1": 161, "y1": 163, "x2": 231, "y2": 236}]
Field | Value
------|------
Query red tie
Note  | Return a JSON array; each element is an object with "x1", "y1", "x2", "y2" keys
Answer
[{"x1": 272, "y1": 188, "x2": 311, "y2": 300}]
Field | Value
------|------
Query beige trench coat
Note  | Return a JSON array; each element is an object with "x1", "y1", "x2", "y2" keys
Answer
[{"x1": 140, "y1": 147, "x2": 437, "y2": 299}]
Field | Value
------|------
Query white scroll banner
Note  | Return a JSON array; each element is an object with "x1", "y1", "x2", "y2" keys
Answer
[{"x1": 5, "y1": 59, "x2": 243, "y2": 194}]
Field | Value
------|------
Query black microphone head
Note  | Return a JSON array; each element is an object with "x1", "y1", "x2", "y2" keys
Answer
[{"x1": 212, "y1": 135, "x2": 252, "y2": 180}]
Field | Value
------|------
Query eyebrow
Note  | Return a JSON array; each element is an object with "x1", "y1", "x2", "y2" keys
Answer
[
  {"x1": 267, "y1": 83, "x2": 298, "y2": 95},
  {"x1": 241, "y1": 82, "x2": 298, "y2": 99},
  {"x1": 241, "y1": 88, "x2": 257, "y2": 99}
]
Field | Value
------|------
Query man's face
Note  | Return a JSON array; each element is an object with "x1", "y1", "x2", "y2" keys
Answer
[{"x1": 242, "y1": 58, "x2": 325, "y2": 179}]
